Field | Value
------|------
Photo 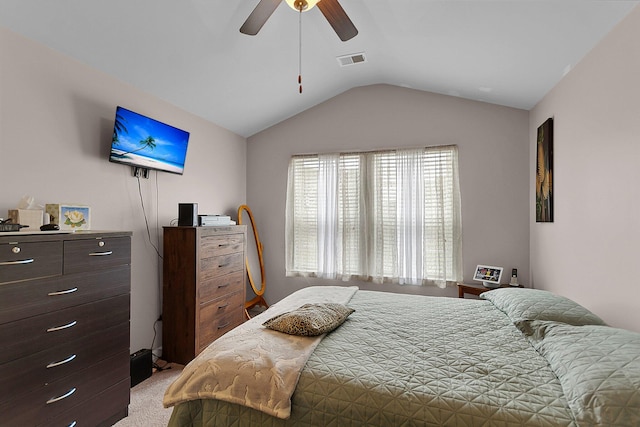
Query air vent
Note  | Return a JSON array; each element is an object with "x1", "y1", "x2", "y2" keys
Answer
[{"x1": 337, "y1": 52, "x2": 366, "y2": 67}]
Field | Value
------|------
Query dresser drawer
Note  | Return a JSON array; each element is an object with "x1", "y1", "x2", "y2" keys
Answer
[
  {"x1": 0, "y1": 323, "x2": 129, "y2": 401},
  {"x1": 64, "y1": 236, "x2": 131, "y2": 274},
  {"x1": 198, "y1": 290, "x2": 245, "y2": 352},
  {"x1": 199, "y1": 271, "x2": 244, "y2": 305},
  {"x1": 200, "y1": 251, "x2": 244, "y2": 282},
  {"x1": 1, "y1": 350, "x2": 129, "y2": 426},
  {"x1": 0, "y1": 294, "x2": 130, "y2": 364},
  {"x1": 0, "y1": 241, "x2": 62, "y2": 284},
  {"x1": 46, "y1": 378, "x2": 130, "y2": 427},
  {"x1": 200, "y1": 234, "x2": 244, "y2": 258},
  {"x1": 0, "y1": 265, "x2": 130, "y2": 325}
]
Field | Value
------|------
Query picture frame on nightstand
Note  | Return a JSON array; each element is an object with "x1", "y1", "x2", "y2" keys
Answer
[{"x1": 473, "y1": 264, "x2": 503, "y2": 288}]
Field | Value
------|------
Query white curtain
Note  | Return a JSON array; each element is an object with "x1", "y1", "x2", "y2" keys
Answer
[
  {"x1": 286, "y1": 146, "x2": 462, "y2": 287},
  {"x1": 396, "y1": 148, "x2": 425, "y2": 285},
  {"x1": 317, "y1": 154, "x2": 339, "y2": 279}
]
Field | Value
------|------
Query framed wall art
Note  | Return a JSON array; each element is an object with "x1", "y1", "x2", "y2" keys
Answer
[{"x1": 536, "y1": 118, "x2": 553, "y2": 222}]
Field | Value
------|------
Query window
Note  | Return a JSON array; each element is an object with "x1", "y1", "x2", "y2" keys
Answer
[{"x1": 285, "y1": 145, "x2": 462, "y2": 287}]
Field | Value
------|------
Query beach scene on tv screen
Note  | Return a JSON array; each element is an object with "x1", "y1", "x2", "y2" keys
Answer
[{"x1": 110, "y1": 107, "x2": 189, "y2": 174}]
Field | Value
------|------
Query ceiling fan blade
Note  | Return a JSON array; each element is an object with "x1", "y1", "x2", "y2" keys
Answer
[
  {"x1": 240, "y1": 0, "x2": 282, "y2": 36},
  {"x1": 317, "y1": 0, "x2": 358, "y2": 41}
]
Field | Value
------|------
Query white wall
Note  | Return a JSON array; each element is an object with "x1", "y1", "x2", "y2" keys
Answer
[
  {"x1": 0, "y1": 28, "x2": 247, "y2": 353},
  {"x1": 247, "y1": 84, "x2": 530, "y2": 304},
  {"x1": 530, "y1": 7, "x2": 640, "y2": 332}
]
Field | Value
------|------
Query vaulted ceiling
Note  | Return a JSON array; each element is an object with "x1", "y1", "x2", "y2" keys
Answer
[{"x1": 1, "y1": 1, "x2": 637, "y2": 137}]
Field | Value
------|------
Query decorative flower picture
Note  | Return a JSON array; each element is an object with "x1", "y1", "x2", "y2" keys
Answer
[
  {"x1": 536, "y1": 118, "x2": 553, "y2": 222},
  {"x1": 64, "y1": 209, "x2": 86, "y2": 227},
  {"x1": 59, "y1": 206, "x2": 91, "y2": 230}
]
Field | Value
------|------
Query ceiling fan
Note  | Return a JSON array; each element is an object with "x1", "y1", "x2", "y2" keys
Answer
[{"x1": 240, "y1": 0, "x2": 358, "y2": 42}]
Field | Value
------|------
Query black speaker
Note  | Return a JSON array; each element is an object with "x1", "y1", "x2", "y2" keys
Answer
[
  {"x1": 178, "y1": 203, "x2": 198, "y2": 226},
  {"x1": 130, "y1": 349, "x2": 152, "y2": 387}
]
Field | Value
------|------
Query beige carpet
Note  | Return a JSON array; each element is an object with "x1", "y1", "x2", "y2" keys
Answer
[{"x1": 112, "y1": 363, "x2": 183, "y2": 427}]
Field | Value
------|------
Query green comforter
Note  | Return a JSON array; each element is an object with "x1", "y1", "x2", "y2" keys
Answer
[{"x1": 167, "y1": 289, "x2": 640, "y2": 426}]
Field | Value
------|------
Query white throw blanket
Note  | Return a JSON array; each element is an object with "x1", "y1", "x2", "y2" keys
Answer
[{"x1": 163, "y1": 286, "x2": 358, "y2": 419}]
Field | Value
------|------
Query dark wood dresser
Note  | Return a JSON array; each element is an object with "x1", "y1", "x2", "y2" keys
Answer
[
  {"x1": 162, "y1": 226, "x2": 246, "y2": 365},
  {"x1": 0, "y1": 230, "x2": 132, "y2": 427}
]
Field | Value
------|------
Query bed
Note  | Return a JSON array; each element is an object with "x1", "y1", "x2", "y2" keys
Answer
[{"x1": 163, "y1": 286, "x2": 640, "y2": 426}]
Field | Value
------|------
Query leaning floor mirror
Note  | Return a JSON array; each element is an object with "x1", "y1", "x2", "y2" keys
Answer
[{"x1": 238, "y1": 204, "x2": 268, "y2": 318}]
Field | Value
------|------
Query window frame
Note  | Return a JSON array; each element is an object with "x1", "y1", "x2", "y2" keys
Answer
[{"x1": 285, "y1": 145, "x2": 462, "y2": 287}]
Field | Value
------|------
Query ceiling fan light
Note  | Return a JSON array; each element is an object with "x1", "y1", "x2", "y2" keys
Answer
[{"x1": 285, "y1": 0, "x2": 320, "y2": 12}]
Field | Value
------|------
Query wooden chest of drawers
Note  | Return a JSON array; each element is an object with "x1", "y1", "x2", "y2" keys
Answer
[
  {"x1": 0, "y1": 231, "x2": 131, "y2": 427},
  {"x1": 162, "y1": 226, "x2": 246, "y2": 364}
]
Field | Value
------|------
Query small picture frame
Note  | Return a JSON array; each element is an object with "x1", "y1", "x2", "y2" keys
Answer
[
  {"x1": 46, "y1": 204, "x2": 91, "y2": 231},
  {"x1": 473, "y1": 265, "x2": 503, "y2": 288}
]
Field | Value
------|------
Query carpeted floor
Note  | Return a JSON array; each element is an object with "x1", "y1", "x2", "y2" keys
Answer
[{"x1": 112, "y1": 362, "x2": 183, "y2": 427}]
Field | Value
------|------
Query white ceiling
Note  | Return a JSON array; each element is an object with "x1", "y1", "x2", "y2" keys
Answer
[{"x1": 0, "y1": 1, "x2": 637, "y2": 137}]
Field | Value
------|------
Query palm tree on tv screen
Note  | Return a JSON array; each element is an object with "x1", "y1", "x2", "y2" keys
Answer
[
  {"x1": 133, "y1": 136, "x2": 157, "y2": 154},
  {"x1": 114, "y1": 135, "x2": 157, "y2": 158},
  {"x1": 112, "y1": 114, "x2": 156, "y2": 157},
  {"x1": 112, "y1": 113, "x2": 127, "y2": 143}
]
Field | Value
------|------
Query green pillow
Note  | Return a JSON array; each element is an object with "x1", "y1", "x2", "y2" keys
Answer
[
  {"x1": 530, "y1": 321, "x2": 640, "y2": 426},
  {"x1": 481, "y1": 288, "x2": 605, "y2": 329},
  {"x1": 263, "y1": 303, "x2": 355, "y2": 336}
]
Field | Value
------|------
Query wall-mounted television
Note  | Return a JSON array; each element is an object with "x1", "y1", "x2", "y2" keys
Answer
[{"x1": 109, "y1": 106, "x2": 190, "y2": 175}]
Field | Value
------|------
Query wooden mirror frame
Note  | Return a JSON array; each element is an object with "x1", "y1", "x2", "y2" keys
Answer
[{"x1": 238, "y1": 204, "x2": 268, "y2": 318}]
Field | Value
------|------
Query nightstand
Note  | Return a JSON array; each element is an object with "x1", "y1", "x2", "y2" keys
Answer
[{"x1": 457, "y1": 282, "x2": 523, "y2": 298}]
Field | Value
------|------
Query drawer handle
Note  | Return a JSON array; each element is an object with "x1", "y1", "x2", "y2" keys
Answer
[
  {"x1": 218, "y1": 262, "x2": 230, "y2": 268},
  {"x1": 217, "y1": 283, "x2": 229, "y2": 289},
  {"x1": 47, "y1": 354, "x2": 77, "y2": 368},
  {"x1": 0, "y1": 258, "x2": 34, "y2": 266},
  {"x1": 217, "y1": 321, "x2": 231, "y2": 329},
  {"x1": 68, "y1": 422, "x2": 77, "y2": 427},
  {"x1": 48, "y1": 287, "x2": 79, "y2": 296},
  {"x1": 218, "y1": 302, "x2": 230, "y2": 309},
  {"x1": 46, "y1": 387, "x2": 76, "y2": 404},
  {"x1": 47, "y1": 320, "x2": 77, "y2": 332},
  {"x1": 88, "y1": 251, "x2": 113, "y2": 256}
]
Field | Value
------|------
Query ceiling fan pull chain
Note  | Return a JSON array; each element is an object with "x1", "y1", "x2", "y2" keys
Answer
[{"x1": 298, "y1": 7, "x2": 303, "y2": 93}]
